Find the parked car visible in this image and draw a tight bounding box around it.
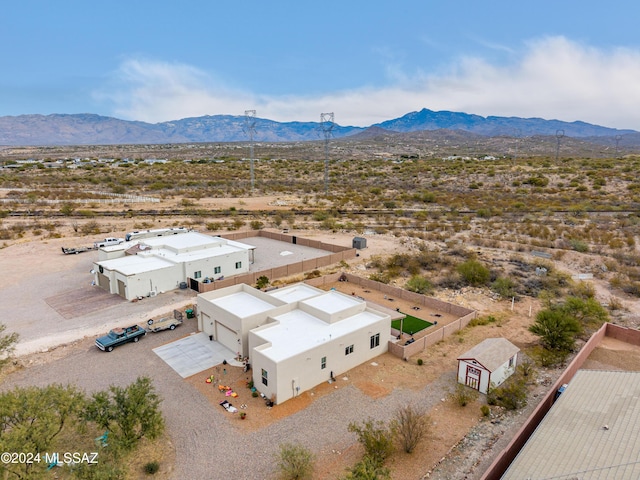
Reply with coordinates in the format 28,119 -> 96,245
95,325 -> 145,352
93,237 -> 125,248
147,317 -> 183,332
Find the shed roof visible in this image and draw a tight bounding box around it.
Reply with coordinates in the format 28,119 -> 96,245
501,370 -> 640,480
457,338 -> 519,372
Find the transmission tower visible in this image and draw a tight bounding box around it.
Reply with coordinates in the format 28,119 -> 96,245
244,110 -> 257,192
615,134 -> 622,159
321,112 -> 335,194
555,129 -> 565,163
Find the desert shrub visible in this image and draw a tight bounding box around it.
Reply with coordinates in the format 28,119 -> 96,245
468,315 -> 497,327
487,375 -> 527,410
569,239 -> 589,253
480,405 -> 491,417
405,275 -> 432,294
416,358 -> 423,366
456,259 -> 490,287
256,275 -> 269,289
391,404 -> 429,454
250,220 -> 264,230
341,456 -> 390,480
449,383 -> 478,407
491,277 -> 518,298
80,220 -> 100,235
348,419 -> 395,467
275,443 -> 315,480
144,461 -> 160,475
529,307 -> 581,352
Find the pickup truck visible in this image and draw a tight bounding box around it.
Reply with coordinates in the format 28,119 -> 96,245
95,325 -> 145,352
147,317 -> 183,332
94,237 -> 125,249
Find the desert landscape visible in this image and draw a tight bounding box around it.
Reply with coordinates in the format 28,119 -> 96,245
1,145 -> 639,479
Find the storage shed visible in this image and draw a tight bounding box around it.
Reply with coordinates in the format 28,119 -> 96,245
352,237 -> 367,249
457,338 -> 519,394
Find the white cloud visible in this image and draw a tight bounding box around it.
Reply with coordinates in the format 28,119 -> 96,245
99,37 -> 640,130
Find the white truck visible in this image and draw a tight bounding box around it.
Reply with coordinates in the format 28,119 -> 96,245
93,237 -> 125,248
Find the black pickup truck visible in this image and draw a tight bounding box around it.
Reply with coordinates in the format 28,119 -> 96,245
95,325 -> 146,352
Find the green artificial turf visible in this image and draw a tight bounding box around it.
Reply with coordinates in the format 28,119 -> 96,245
391,313 -> 433,335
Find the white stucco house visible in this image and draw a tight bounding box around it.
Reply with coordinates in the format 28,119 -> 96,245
456,338 -> 519,394
197,283 -> 391,404
93,232 -> 254,300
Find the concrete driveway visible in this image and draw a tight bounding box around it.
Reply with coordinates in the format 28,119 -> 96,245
153,332 -> 242,378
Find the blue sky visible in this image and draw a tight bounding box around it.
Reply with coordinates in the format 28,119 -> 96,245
3,1 -> 640,129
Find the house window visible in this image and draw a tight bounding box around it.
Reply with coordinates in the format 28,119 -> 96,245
214,266 -> 221,274
235,261 -> 242,269
321,356 -> 326,369
370,333 -> 380,349
261,369 -> 268,386
194,271 -> 202,279
345,344 -> 354,356
509,356 -> 515,368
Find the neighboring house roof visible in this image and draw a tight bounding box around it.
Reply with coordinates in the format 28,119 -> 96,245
96,232 -> 251,274
98,254 -> 176,276
502,370 -> 640,480
457,338 -> 519,372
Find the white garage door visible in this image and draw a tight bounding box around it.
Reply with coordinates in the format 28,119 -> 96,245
215,321 -> 238,353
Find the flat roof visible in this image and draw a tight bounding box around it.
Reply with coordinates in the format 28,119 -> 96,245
268,283 -> 324,304
141,231 -> 226,250
213,291 -> 278,318
301,290 -> 362,314
99,255 -> 176,275
255,306 -> 388,362
501,370 -> 640,480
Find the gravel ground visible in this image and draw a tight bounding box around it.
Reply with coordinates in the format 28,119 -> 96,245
3,322 -> 458,479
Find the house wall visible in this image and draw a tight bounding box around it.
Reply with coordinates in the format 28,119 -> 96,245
183,250 -> 249,283
457,360 -> 490,394
116,265 -> 181,300
490,353 -> 518,390
197,285 -> 290,356
249,315 -> 389,404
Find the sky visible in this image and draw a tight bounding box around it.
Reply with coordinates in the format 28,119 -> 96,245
2,1 -> 640,130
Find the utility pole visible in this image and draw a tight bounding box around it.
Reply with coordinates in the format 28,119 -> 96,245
244,110 -> 257,192
321,113 -> 335,194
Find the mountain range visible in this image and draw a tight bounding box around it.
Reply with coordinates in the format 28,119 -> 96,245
0,109 -> 636,146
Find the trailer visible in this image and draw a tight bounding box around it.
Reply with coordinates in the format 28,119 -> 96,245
147,316 -> 183,332
61,246 -> 94,255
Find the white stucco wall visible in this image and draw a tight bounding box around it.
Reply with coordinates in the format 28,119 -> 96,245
249,314 -> 389,404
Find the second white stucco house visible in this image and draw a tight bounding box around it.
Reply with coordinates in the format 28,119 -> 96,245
197,283 -> 392,404
93,232 -> 253,300
456,338 -> 519,394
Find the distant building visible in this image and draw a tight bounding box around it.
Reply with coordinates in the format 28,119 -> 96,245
93,232 -> 254,300
457,338 -> 519,394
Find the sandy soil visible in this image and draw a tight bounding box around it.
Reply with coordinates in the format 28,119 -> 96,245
3,211 -> 640,479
